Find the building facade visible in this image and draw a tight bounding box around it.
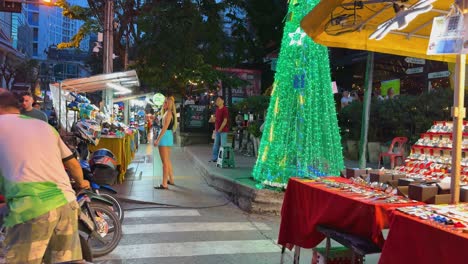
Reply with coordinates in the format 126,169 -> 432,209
27,0 -> 90,60
0,8 -> 27,88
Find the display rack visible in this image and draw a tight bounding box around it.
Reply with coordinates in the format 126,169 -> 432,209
393,121 -> 468,184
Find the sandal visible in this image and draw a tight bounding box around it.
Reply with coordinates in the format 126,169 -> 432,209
167,180 -> 175,185
154,184 -> 168,190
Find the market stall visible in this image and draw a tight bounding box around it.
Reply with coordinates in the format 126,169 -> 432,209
88,131 -> 138,183
301,0 -> 468,203
278,177 -> 422,250
282,1 -> 468,262
114,93 -> 161,145
380,206 -> 468,264
49,70 -> 140,183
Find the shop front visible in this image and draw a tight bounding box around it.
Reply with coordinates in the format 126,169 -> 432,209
49,70 -> 140,183
275,1 -> 468,263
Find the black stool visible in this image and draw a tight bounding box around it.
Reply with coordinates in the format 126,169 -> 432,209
316,225 -> 381,264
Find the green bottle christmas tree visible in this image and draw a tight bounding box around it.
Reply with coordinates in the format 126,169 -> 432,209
253,0 -> 344,188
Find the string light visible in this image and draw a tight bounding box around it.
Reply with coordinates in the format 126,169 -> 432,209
253,0 -> 344,188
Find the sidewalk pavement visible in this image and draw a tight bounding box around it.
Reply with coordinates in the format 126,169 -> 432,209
113,142 -> 379,214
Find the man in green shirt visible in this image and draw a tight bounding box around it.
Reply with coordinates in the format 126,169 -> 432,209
0,89 -> 90,263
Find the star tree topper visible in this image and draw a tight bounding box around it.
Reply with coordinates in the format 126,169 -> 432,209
289,27 -> 307,46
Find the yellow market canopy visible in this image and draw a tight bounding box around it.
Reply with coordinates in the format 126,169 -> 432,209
301,0 -> 455,62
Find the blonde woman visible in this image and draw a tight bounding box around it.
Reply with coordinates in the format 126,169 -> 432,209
154,96 -> 177,189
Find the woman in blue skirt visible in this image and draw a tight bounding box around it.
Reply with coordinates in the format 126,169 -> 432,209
154,96 -> 177,189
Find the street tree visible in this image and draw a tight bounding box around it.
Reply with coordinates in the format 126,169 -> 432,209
55,0 -> 142,71
0,58 -> 38,90
134,0 -> 253,95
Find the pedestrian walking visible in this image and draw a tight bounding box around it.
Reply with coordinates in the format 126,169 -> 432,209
20,92 -> 48,122
154,96 -> 178,189
0,88 -> 90,264
210,96 -> 229,162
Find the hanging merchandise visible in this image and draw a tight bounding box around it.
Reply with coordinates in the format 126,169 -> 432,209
427,5 -> 465,55
252,0 -> 344,189
73,119 -> 102,146
78,103 -> 99,119
113,103 -> 125,122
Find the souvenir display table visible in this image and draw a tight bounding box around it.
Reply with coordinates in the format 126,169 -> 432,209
278,177 -> 422,250
379,205 -> 468,264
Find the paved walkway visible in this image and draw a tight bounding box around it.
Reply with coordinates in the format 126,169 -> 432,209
113,144 -> 228,208
114,142 -> 379,207
106,142 -> 382,263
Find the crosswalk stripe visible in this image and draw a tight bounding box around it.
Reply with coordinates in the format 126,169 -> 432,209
122,222 -> 271,234
125,209 -> 200,218
98,240 -> 279,260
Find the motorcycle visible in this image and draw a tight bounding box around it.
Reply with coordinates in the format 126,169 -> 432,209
77,189 -> 122,257
0,197 -> 94,262
80,160 -> 124,223
66,121 -> 124,223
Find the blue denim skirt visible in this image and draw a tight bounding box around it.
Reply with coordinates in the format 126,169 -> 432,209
159,130 -> 173,146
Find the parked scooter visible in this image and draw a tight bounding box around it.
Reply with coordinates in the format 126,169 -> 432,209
0,195 -> 95,262
80,159 -> 124,223
76,189 -> 122,257
68,121 -> 125,223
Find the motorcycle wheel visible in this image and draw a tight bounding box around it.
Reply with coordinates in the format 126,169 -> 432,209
83,203 -> 122,257
93,193 -> 124,223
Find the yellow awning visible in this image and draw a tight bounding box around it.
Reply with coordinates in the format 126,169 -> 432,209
301,0 -> 456,62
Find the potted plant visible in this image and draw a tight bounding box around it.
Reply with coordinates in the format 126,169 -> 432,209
247,121 -> 262,157
338,100 -> 362,160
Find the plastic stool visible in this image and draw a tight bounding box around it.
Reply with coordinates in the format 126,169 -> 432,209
217,145 -> 235,168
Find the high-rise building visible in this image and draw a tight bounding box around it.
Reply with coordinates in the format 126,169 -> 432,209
26,0 -> 90,59
0,7 -> 27,88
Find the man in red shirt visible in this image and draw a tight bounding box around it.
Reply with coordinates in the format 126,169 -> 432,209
211,96 -> 229,162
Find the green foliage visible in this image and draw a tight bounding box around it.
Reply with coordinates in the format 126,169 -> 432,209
0,59 -> 39,89
135,0 -> 254,94
240,0 -> 288,60
57,20 -> 98,49
338,89 -> 453,144
338,100 -> 362,141
233,95 -> 270,116
56,0 -> 286,95
55,0 -> 101,49
55,0 -> 142,73
247,122 -> 262,138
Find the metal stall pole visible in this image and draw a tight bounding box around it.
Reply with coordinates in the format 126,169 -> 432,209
450,0 -> 468,204
358,52 -> 375,169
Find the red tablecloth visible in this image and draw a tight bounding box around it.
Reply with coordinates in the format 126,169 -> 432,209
278,177 -> 422,249
379,211 -> 468,264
